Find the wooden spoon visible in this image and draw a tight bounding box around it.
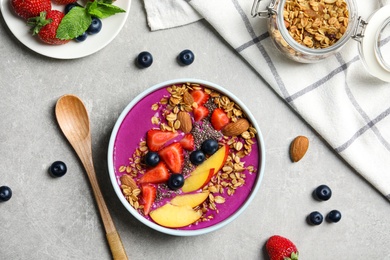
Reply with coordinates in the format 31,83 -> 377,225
55,94 -> 128,260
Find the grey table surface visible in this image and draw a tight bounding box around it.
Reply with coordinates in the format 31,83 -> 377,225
1,1 -> 390,259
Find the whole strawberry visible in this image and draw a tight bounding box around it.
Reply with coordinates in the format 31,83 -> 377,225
51,0 -> 77,5
28,11 -> 70,45
11,0 -> 51,20
266,235 -> 299,260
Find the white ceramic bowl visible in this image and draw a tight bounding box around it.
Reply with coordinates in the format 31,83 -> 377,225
107,79 -> 265,236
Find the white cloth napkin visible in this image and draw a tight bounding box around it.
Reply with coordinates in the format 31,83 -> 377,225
143,0 -> 390,201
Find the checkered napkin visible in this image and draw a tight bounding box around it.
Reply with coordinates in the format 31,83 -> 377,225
143,0 -> 390,201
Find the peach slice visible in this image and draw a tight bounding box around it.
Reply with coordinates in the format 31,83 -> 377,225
149,203 -> 202,228
182,144 -> 229,193
170,191 -> 210,208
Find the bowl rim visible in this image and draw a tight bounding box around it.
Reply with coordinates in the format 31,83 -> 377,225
107,78 -> 266,236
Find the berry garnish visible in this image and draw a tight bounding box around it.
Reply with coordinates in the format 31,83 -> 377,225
193,106 -> 209,122
190,90 -> 209,106
178,49 -> 195,65
64,3 -> 79,14
308,211 -> 323,225
167,174 -> 185,190
75,32 -> 88,42
313,184 -> 332,201
137,51 -> 153,68
141,184 -> 156,215
266,235 -> 299,260
327,210 -> 342,223
201,139 -> 219,155
144,152 -> 160,167
190,150 -> 205,165
0,186 -> 12,202
179,133 -> 195,151
87,17 -> 102,35
11,0 -> 51,20
158,143 -> 184,173
49,161 -> 67,177
139,162 -> 170,184
211,108 -> 230,131
146,129 -> 178,152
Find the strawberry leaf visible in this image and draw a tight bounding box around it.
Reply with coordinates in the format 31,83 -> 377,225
56,7 -> 91,40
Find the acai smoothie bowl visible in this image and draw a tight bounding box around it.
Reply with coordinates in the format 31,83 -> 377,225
107,79 -> 265,236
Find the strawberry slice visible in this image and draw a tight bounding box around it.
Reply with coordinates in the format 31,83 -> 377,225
211,108 -> 230,131
191,90 -> 209,106
146,129 -> 178,151
179,133 -> 195,151
158,143 -> 184,173
139,162 -> 170,184
141,184 -> 156,215
193,106 -> 209,122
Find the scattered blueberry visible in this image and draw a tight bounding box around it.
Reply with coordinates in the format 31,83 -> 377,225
190,150 -> 205,165
178,49 -> 195,66
308,211 -> 323,225
0,186 -> 12,202
49,161 -> 67,177
144,152 -> 160,167
87,17 -> 102,35
65,3 -> 79,14
201,139 -> 219,155
313,184 -> 332,201
167,174 -> 185,190
75,32 -> 88,42
327,210 -> 342,223
136,51 -> 153,68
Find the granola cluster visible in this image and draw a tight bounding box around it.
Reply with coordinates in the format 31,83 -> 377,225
275,0 -> 349,49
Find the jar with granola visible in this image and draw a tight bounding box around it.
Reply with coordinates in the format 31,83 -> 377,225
252,0 -> 390,82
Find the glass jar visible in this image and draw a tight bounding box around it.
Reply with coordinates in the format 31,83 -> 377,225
251,0 -> 390,82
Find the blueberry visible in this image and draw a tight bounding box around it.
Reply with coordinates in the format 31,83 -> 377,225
327,210 -> 342,223
136,51 -> 153,68
65,3 -> 79,14
49,161 -> 67,177
313,184 -> 332,201
167,174 -> 185,190
87,17 -> 102,35
178,49 -> 195,66
0,186 -> 12,202
201,139 -> 219,155
144,152 -> 160,167
75,32 -> 88,42
190,150 -> 205,165
308,211 -> 323,225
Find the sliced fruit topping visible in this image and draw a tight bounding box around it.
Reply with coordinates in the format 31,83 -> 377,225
193,105 -> 209,122
146,129 -> 178,151
266,235 -> 299,260
179,133 -> 195,151
139,162 -> 170,184
182,168 -> 215,193
210,108 -> 230,131
189,150 -> 205,165
149,203 -> 202,228
190,90 -> 209,106
167,174 -> 185,190
170,191 -> 210,208
144,151 -> 160,167
141,184 -> 156,215
158,143 -> 184,173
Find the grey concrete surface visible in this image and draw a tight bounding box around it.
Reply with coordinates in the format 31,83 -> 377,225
1,1 -> 390,259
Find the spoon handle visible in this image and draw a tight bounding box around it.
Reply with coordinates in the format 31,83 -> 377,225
76,141 -> 128,260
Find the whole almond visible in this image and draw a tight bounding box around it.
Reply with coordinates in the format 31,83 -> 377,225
120,174 -> 138,190
177,111 -> 192,133
221,118 -> 250,136
183,91 -> 194,106
290,136 -> 309,162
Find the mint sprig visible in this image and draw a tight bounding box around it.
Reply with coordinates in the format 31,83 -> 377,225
56,1 -> 126,40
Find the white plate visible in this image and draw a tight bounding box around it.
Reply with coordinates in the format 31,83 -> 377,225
0,0 -> 131,59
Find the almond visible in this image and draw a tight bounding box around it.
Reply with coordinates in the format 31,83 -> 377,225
221,118 -> 250,137
290,136 -> 309,162
120,174 -> 138,190
177,111 -> 192,133
183,91 -> 194,106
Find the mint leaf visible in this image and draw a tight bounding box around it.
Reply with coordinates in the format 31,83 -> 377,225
87,1 -> 126,19
56,7 -> 92,40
